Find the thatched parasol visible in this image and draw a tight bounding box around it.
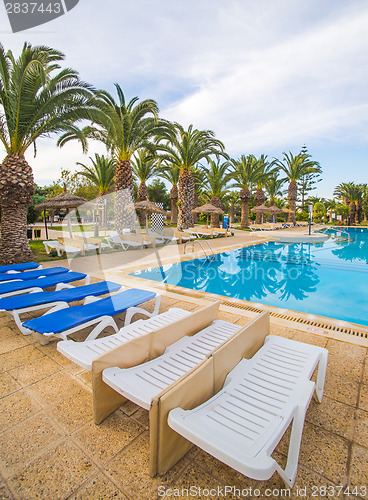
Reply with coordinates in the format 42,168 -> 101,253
36,191 -> 87,238
134,200 -> 169,233
192,203 -> 224,227
263,205 -> 283,222
251,204 -> 269,212
282,207 -> 295,213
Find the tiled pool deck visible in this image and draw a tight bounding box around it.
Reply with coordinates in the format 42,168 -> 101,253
0,231 -> 367,499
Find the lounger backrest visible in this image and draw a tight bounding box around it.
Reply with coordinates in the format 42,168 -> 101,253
92,301 -> 220,424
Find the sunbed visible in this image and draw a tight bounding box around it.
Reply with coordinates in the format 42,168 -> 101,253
22,288 -> 160,342
57,307 -> 190,370
0,271 -> 89,298
0,262 -> 41,273
0,281 -> 122,336
43,240 -> 81,257
0,266 -> 70,283
168,335 -> 328,487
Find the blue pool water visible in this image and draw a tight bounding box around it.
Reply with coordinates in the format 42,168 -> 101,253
130,227 -> 368,326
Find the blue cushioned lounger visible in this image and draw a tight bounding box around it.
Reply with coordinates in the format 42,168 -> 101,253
0,266 -> 69,283
0,281 -> 122,336
22,288 -> 160,343
0,262 -> 41,273
0,271 -> 89,298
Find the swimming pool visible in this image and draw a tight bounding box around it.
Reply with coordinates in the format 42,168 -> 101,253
130,227 -> 368,327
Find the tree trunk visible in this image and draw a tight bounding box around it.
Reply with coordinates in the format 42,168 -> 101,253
255,188 -> 265,224
114,159 -> 135,232
349,201 -> 356,226
0,154 -> 34,264
239,189 -> 250,228
177,170 -> 194,231
210,196 -> 221,228
356,202 -> 361,225
137,182 -> 148,226
170,184 -> 178,225
229,205 -> 235,223
192,192 -> 199,224
288,182 -> 297,223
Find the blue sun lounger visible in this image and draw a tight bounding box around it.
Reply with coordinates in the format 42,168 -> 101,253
22,288 -> 160,343
0,262 -> 41,273
0,281 -> 123,336
0,266 -> 70,283
0,271 -> 89,298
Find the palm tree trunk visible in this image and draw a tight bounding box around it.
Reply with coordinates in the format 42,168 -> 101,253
192,192 -> 199,224
210,196 -> 221,228
288,182 -> 297,223
349,202 -> 356,226
356,202 -> 361,224
239,189 -> 250,228
0,154 -> 34,264
255,189 -> 265,224
137,182 -> 148,226
170,185 -> 178,224
177,170 -> 194,231
229,205 -> 235,223
114,159 -> 135,232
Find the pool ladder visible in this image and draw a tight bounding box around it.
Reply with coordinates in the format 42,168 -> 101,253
184,240 -> 215,259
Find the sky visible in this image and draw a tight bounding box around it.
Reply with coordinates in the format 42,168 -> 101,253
0,0 -> 367,198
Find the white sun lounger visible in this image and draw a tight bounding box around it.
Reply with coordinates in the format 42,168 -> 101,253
43,240 -> 82,256
168,335 -> 328,488
57,307 -> 191,370
102,319 -> 240,410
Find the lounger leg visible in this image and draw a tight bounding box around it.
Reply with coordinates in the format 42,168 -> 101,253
84,316 -> 119,341
274,381 -> 315,488
314,351 -> 328,403
123,294 -> 161,326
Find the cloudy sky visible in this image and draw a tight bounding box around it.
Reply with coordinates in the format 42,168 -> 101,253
0,0 -> 367,197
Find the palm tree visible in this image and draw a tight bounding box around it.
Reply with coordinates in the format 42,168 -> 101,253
59,84 -> 161,232
230,155 -> 259,228
132,149 -> 159,226
265,173 -> 285,207
158,164 -> 180,224
253,155 -> 276,223
334,182 -> 362,225
191,167 -> 205,224
77,154 -> 116,226
0,42 -> 96,264
273,152 -> 321,223
200,159 -> 231,227
156,123 -> 225,230
227,191 -> 239,223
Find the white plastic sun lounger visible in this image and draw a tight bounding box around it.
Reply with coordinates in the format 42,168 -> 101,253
0,281 -> 122,335
168,335 -> 328,488
0,271 -> 89,298
102,319 -> 240,410
57,307 -> 191,370
22,288 -> 160,342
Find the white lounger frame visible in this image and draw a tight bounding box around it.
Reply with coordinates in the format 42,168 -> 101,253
168,335 -> 328,488
58,307 -> 191,370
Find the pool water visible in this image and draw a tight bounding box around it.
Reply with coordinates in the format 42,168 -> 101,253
130,227 -> 368,326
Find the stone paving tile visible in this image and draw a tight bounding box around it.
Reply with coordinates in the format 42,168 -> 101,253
0,413 -> 65,471
362,361 -> 368,385
0,345 -> 44,373
306,396 -> 356,440
0,391 -> 42,434
292,331 -> 329,347
9,355 -> 62,387
326,339 -> 367,363
105,432 -> 189,500
359,383 -> 368,411
0,372 -> 21,398
0,476 -> 14,500
348,444 -> 368,499
326,354 -> 363,383
48,391 -> 94,434
8,441 -> 97,500
72,411 -> 143,464
0,333 -> 28,355
325,374 -> 360,407
68,471 -> 129,499
354,409 -> 368,448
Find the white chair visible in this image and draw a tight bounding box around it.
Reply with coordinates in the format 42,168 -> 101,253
168,335 -> 328,488
57,307 -> 191,370
43,240 -> 81,257
102,319 -> 240,409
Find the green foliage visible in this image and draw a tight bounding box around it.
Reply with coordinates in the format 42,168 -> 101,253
52,168 -> 98,200
132,149 -> 159,183
147,179 -> 170,210
27,184 -> 54,224
200,158 -> 232,201
313,202 -> 326,215
77,154 -> 116,195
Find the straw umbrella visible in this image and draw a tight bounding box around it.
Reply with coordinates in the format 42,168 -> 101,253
251,204 -> 270,224
192,203 -> 224,228
35,191 -> 87,238
264,205 -> 283,223
134,200 -> 169,234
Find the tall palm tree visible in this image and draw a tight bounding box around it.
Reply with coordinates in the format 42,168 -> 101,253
77,154 -> 116,226
274,152 -> 321,223
0,42 -> 96,264
59,84 -> 161,231
230,155 -> 259,228
253,155 -> 276,223
226,191 -> 239,223
200,159 -> 231,227
265,173 -> 285,207
132,149 -> 159,226
334,182 -> 361,225
158,164 -> 180,224
192,167 -> 205,224
156,123 -> 225,230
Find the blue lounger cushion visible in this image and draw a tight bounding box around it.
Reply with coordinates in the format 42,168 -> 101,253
23,288 -> 156,335
0,262 -> 40,273
0,267 -> 69,283
0,281 -> 122,311
0,271 -> 87,296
